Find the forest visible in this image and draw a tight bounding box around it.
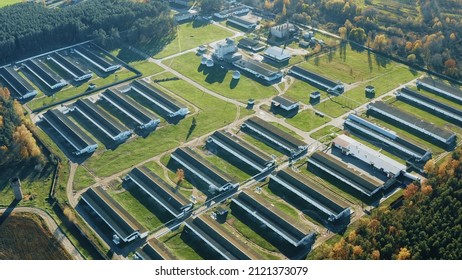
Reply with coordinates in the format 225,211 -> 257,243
245,0 -> 462,79
0,88 -> 42,167
0,0 -> 175,62
309,153 -> 462,260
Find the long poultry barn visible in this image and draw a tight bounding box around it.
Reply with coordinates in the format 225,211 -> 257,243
48,52 -> 93,82
417,77 -> 462,104
171,147 -> 239,193
344,114 -> 432,163
241,116 -> 308,158
23,59 -> 67,90
74,45 -> 120,73
135,239 -> 176,260
308,151 -> 384,197
41,109 -> 98,155
125,166 -> 193,219
0,66 -> 37,100
367,101 -> 456,148
101,88 -> 160,130
396,87 -> 462,126
288,65 -> 344,94
73,98 -> 131,142
231,191 -> 316,248
184,215 -> 262,260
206,130 -> 276,176
130,79 -> 189,119
270,169 -> 351,222
80,186 -> 148,244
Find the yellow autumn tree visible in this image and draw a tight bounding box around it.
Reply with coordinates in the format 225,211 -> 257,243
13,124 -> 41,159
397,247 -> 411,260
403,183 -> 419,199
347,230 -> 357,242
352,245 -> 364,258
13,100 -> 24,119
371,250 -> 380,260
331,238 -> 350,259
421,185 -> 433,195
0,87 -> 10,100
423,159 -> 436,174
176,168 -> 185,184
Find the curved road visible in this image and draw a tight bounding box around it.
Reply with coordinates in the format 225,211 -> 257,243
0,206 -> 83,260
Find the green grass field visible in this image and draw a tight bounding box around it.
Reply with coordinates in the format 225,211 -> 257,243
108,188 -> 164,231
285,108 -> 331,132
343,66 -> 420,104
0,161 -> 54,210
268,121 -> 305,140
142,161 -> 169,181
0,0 -> 21,8
129,60 -> 165,77
299,167 -> 362,206
83,75 -> 251,178
314,96 -> 354,118
310,125 -> 342,142
312,63 -> 419,118
301,45 -> 399,84
238,132 -> 285,158
73,166 -> 96,191
159,226 -> 203,260
163,52 -> 279,103
284,78 -> 328,105
259,186 -> 301,221
153,22 -> 234,59
225,212 -> 278,253
199,149 -> 252,182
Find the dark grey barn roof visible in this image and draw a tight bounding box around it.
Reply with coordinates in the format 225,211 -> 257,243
81,186 -> 147,240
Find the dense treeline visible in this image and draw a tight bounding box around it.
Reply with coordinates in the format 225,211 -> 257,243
0,0 -> 175,62
309,153 -> 462,260
0,88 -> 42,166
252,0 -> 462,79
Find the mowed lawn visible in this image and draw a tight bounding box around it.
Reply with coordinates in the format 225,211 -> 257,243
310,125 -> 341,143
285,108 -> 331,132
313,65 -> 420,118
300,45 -> 400,84
73,166 -> 96,191
0,0 -> 21,8
108,189 -> 164,231
83,74 -> 250,178
343,65 -> 420,104
159,226 -> 203,260
163,52 -> 278,102
154,22 -> 233,59
284,78 -> 328,105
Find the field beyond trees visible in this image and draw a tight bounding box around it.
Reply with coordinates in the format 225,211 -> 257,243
0,213 -> 71,260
